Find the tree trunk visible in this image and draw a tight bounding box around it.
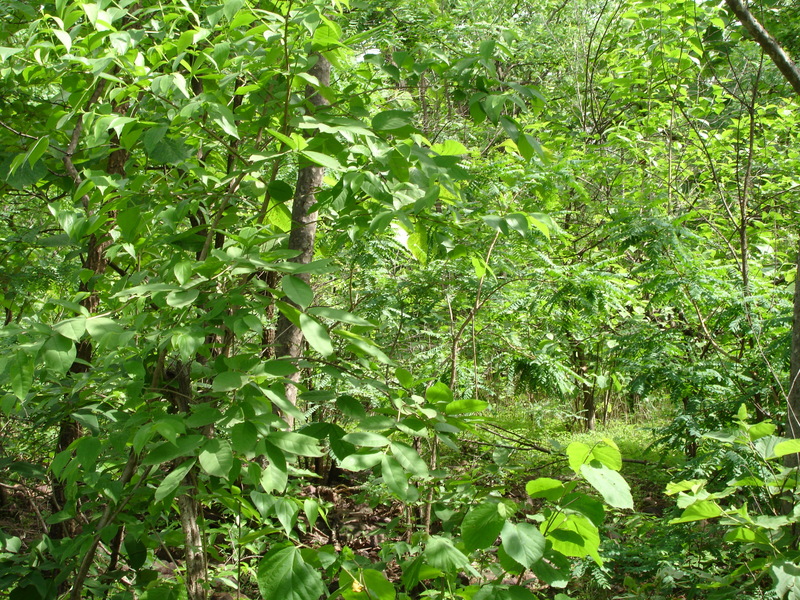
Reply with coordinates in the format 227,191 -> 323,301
178,490 -> 207,600
722,0 -> 800,464
273,53 -> 331,429
787,241 -> 800,465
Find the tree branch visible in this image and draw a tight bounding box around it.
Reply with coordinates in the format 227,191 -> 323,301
723,0 -> 800,96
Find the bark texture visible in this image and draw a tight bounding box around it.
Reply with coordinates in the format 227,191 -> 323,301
723,0 -> 800,96
724,0 -> 800,464
273,53 -> 331,429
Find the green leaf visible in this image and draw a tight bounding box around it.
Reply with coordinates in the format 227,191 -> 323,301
207,102 -> 239,138
0,47 -> 23,62
372,110 -> 416,135
54,316 -> 87,341
166,288 -> 199,308
500,521 -> 545,568
426,382 -> 452,404
257,545 -> 325,600
282,275 -> 314,309
579,464 -> 633,509
10,351 -> 34,400
462,502 -> 506,551
26,136 -> 49,168
526,478 -> 565,501
424,536 -> 480,577
390,441 -> 429,477
444,398 -> 488,415
300,150 -> 341,170
142,435 -> 204,466
198,438 -> 233,479
545,513 -> 601,564
173,261 -> 193,285
774,439 -> 800,458
342,431 -> 391,447
85,317 -> 126,347
43,333 -> 76,375
362,569 -> 396,600
223,0 -> 244,22
669,499 -> 722,523
770,560 -> 800,600
299,314 -> 334,357
382,454 -> 416,500
307,306 -> 373,326
340,451 -> 383,471
154,459 -> 196,502
267,432 -> 323,457
261,440 -> 288,493
212,371 -> 246,392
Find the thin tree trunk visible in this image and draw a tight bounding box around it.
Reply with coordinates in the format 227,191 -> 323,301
722,0 -> 800,463
178,490 -> 207,600
787,241 -> 800,465
273,53 -> 331,429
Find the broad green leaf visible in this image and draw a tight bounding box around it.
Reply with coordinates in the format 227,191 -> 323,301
43,333 -> 76,375
212,371 -> 246,392
261,440 -> 288,493
579,464 -> 633,509
198,438 -> 233,479
362,569 -> 396,600
171,328 -> 205,361
10,351 -> 34,400
231,422 -> 259,455
341,431 -> 390,447
669,499 -> 722,523
142,435 -> 204,466
566,442 -> 592,473
257,545 -> 325,600
424,536 -> 480,577
334,329 -> 394,364
561,493 -> 605,527
300,150 -> 341,170
336,395 -> 367,420
426,382 -> 452,404
54,316 -> 87,341
0,47 -> 23,62
307,306 -> 373,326
85,317 -> 126,347
382,454 -> 416,500
774,439 -> 800,458
526,478 -> 565,502
154,459 -> 196,502
340,451 -> 383,471
282,275 -> 314,309
173,261 -> 193,285
267,431 -> 323,457
500,521 -> 545,568
530,549 -> 572,588
166,289 -> 199,308
770,560 -> 800,600
462,502 -> 506,551
372,110 -> 416,135
444,398 -> 488,415
207,103 -> 239,138
395,368 -> 415,388
593,440 -> 622,471
273,497 -> 299,536
223,0 -> 244,22
390,441 -> 429,477
545,513 -> 601,564
26,136 -> 49,167
299,314 -> 334,357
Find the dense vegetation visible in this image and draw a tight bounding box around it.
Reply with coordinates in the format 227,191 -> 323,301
1,0 -> 799,598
